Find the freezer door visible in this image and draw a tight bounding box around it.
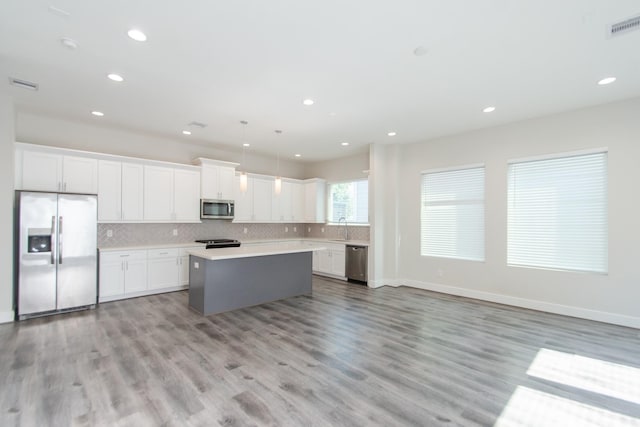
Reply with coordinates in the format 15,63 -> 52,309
57,194 -> 97,309
17,192 -> 58,315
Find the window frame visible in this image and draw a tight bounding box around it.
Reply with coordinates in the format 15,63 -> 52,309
326,178 -> 370,225
420,163 -> 486,262
507,148 -> 608,274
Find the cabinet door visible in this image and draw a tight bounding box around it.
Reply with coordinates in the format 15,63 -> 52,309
99,260 -> 125,298
121,163 -> 144,221
98,160 -> 122,221
147,257 -> 180,290
331,249 -> 346,277
218,167 -> 236,200
233,175 -> 254,222
291,182 -> 304,223
179,256 -> 189,286
63,156 -> 98,194
273,181 -> 292,222
318,250 -> 332,273
201,165 -> 220,200
253,178 -> 273,222
174,169 -> 200,221
21,151 -> 63,192
144,166 -> 174,221
124,258 -> 148,293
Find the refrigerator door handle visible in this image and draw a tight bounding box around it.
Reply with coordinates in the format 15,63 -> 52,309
58,216 -> 63,264
51,215 -> 56,265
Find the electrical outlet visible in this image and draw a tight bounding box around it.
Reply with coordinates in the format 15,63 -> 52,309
437,269 -> 444,278
285,226 -> 289,233
293,226 -> 297,232
172,229 -> 178,236
244,227 -> 248,234
307,227 -> 311,233
321,227 -> 325,233
194,262 -> 199,269
106,229 -> 113,238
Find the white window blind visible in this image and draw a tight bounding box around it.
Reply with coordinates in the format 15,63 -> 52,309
507,151 -> 608,273
328,179 -> 369,224
421,166 -> 485,261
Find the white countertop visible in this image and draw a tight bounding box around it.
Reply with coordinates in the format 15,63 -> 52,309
99,242 -> 206,252
187,243 -> 326,261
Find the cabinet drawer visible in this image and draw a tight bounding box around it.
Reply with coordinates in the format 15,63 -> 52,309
101,250 -> 147,263
148,248 -> 180,259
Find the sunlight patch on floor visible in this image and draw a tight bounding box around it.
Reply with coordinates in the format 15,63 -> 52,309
495,386 -> 640,427
527,348 -> 640,405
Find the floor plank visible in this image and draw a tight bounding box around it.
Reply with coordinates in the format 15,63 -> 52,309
1,277 -> 639,426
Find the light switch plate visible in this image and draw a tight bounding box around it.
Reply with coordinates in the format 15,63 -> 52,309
172,229 -> 178,236
106,229 -> 113,238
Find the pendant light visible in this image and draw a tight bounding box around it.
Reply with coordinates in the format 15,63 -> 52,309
239,120 -> 248,193
274,129 -> 282,196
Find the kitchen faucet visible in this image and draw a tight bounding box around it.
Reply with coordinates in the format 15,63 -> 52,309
338,217 -> 349,241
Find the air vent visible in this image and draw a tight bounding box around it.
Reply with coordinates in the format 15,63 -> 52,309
608,14 -> 640,37
188,121 -> 207,128
9,77 -> 39,91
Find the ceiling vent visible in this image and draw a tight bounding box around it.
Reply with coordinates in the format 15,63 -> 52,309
9,77 -> 39,91
608,14 -> 640,37
188,121 -> 207,128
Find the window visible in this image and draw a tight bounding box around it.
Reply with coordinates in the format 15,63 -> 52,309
420,166 -> 485,261
507,151 -> 608,273
327,179 -> 369,224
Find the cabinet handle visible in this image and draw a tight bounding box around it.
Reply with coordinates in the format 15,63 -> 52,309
126,261 -> 129,270
63,182 -> 67,192
121,262 -> 124,271
159,252 -> 169,255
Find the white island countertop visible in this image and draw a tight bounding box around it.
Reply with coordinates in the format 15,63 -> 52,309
187,243 -> 326,261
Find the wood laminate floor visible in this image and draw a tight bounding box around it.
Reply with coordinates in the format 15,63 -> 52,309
1,277 -> 639,426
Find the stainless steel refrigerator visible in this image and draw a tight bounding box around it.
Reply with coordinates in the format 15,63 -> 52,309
15,191 -> 98,320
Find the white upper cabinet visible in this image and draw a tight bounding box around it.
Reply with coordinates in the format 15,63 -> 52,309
19,149 -> 97,194
174,169 -> 200,221
233,175 -> 254,222
291,182 -> 304,222
272,180 -> 293,222
98,160 -> 122,221
252,177 -> 273,222
304,178 -> 327,223
98,161 -> 144,222
63,156 -> 98,194
144,166 -> 175,221
121,163 -> 144,221
194,158 -> 239,200
144,165 -> 200,222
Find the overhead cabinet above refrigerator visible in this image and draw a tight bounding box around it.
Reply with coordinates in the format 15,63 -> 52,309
15,191 -> 98,320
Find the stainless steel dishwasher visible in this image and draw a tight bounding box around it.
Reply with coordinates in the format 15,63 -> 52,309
346,245 -> 368,283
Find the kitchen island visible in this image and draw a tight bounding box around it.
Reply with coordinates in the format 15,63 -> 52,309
187,243 -> 324,315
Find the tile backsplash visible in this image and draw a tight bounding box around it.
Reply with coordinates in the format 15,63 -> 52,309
98,222 -> 369,247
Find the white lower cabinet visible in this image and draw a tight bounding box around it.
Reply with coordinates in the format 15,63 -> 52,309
306,241 -> 346,279
99,245 -> 199,302
99,250 -> 148,301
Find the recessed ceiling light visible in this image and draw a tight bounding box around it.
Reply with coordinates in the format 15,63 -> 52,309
91,111 -> 104,117
387,131 -> 397,137
243,143 -> 250,147
483,106 -> 496,113
341,142 -> 349,146
107,73 -> 124,82
413,46 -> 429,56
60,37 -> 78,50
127,29 -> 147,42
294,153 -> 302,157
597,77 -> 616,85
303,99 -> 314,106
182,130 -> 191,135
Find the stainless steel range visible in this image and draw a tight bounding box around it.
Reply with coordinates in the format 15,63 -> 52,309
195,238 -> 241,249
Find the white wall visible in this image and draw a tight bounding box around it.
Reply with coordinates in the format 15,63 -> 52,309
16,111 -> 307,179
0,95 -> 15,322
304,151 -> 369,181
376,97 -> 640,327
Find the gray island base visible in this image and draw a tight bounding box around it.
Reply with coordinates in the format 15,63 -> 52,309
188,248 -> 315,316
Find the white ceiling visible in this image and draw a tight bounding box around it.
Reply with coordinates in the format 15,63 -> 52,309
1,1 -> 639,162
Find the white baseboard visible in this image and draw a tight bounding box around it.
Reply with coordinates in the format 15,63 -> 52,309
0,310 -> 15,324
386,279 -> 640,329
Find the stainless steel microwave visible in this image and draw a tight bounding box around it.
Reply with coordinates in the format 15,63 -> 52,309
201,199 -> 234,220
